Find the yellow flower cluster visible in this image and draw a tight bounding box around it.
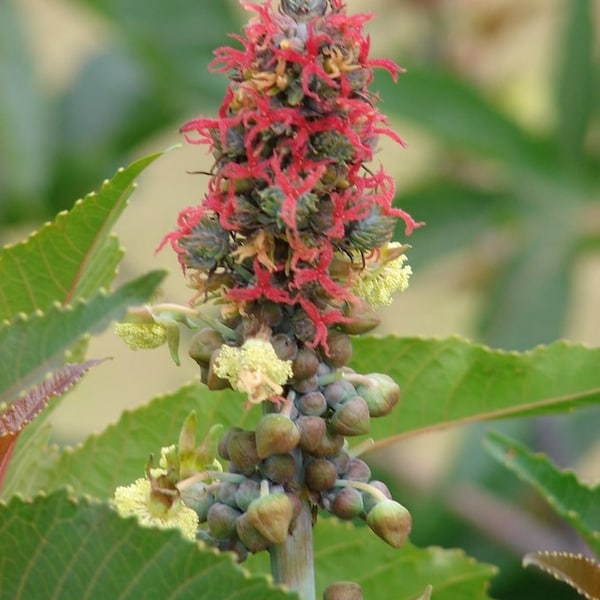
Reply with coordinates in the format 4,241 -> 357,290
113,478 -> 199,541
352,244 -> 412,308
214,337 -> 293,404
114,322 -> 167,350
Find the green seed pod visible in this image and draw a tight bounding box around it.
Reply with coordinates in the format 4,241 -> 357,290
207,502 -> 242,539
256,413 -> 301,459
217,481 -> 240,508
323,581 -> 364,600
236,512 -> 271,553
188,328 -> 225,366
291,346 -> 320,380
305,458 -> 337,492
296,415 -> 327,453
227,429 -> 260,474
296,390 -> 327,416
324,330 -> 353,368
260,453 -> 297,484
355,373 -> 400,418
234,479 -> 261,512
330,396 -> 371,436
331,487 -> 364,520
180,483 -> 215,523
247,493 -> 293,545
366,499 -> 412,549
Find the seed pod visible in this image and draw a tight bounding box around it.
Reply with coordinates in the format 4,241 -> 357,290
180,483 -> 215,523
218,427 -> 238,461
323,379 -> 357,409
236,512 -> 271,553
305,458 -> 337,492
271,333 -> 298,361
247,493 -> 293,545
217,481 -> 240,508
339,298 -> 381,335
343,458 -> 371,483
366,499 -> 412,549
329,450 -> 350,475
291,346 -> 320,380
296,390 -> 327,416
260,453 -> 297,484
234,479 -> 261,512
189,328 -> 225,366
309,428 -> 344,458
330,396 -> 371,436
331,486 -> 364,520
227,429 -> 260,474
207,503 -> 242,539
256,413 -> 301,459
292,374 -> 319,394
296,415 -> 327,453
323,581 -> 364,600
355,373 -> 400,418
324,330 -> 352,368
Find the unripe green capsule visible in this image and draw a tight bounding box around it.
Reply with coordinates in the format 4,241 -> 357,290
234,479 -> 261,512
296,390 -> 328,416
330,396 -> 371,436
227,429 -> 260,474
355,373 -> 400,418
260,453 -> 297,484
366,499 -> 412,549
324,330 -> 353,368
247,493 -> 293,545
188,328 -> 225,366
207,502 -> 242,539
256,413 -> 301,459
291,346 -> 320,380
296,415 -> 327,453
331,487 -> 364,520
236,512 -> 271,553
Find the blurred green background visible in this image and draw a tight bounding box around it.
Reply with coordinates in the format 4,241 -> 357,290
1,0 -> 599,598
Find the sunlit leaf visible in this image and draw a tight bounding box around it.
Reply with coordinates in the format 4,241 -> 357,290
39,382 -> 254,500
349,336 -> 600,445
0,490 -> 297,600
523,551 -> 600,600
0,152 -> 164,321
0,271 -> 165,404
485,431 -> 600,555
247,519 -> 497,599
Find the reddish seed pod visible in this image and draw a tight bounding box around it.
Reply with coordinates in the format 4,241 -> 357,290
343,458 -> 371,483
324,330 -> 353,368
330,396 -> 371,436
296,416 -> 327,453
291,346 -> 320,380
331,486 -> 364,520
296,390 -> 328,416
260,453 -> 297,484
339,298 -> 381,335
305,458 -> 337,492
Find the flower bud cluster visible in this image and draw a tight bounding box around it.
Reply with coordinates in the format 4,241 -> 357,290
154,0 -> 418,571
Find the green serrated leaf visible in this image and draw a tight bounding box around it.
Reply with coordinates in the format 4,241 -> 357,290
0,489 -> 297,600
0,270 -> 165,403
485,431 -> 600,555
40,382 -> 254,500
523,551 -> 600,600
349,336 -> 600,445
0,152 -> 164,321
555,0 -> 595,169
246,520 -> 497,599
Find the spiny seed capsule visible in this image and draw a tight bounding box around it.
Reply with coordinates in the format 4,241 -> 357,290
280,0 -> 328,22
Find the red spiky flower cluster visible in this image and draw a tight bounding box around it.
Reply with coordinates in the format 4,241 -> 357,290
162,0 -> 418,352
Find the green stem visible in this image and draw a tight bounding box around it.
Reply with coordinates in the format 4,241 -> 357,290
269,499 -> 316,600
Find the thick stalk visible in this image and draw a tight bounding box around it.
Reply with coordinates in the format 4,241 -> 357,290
269,499 -> 316,600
